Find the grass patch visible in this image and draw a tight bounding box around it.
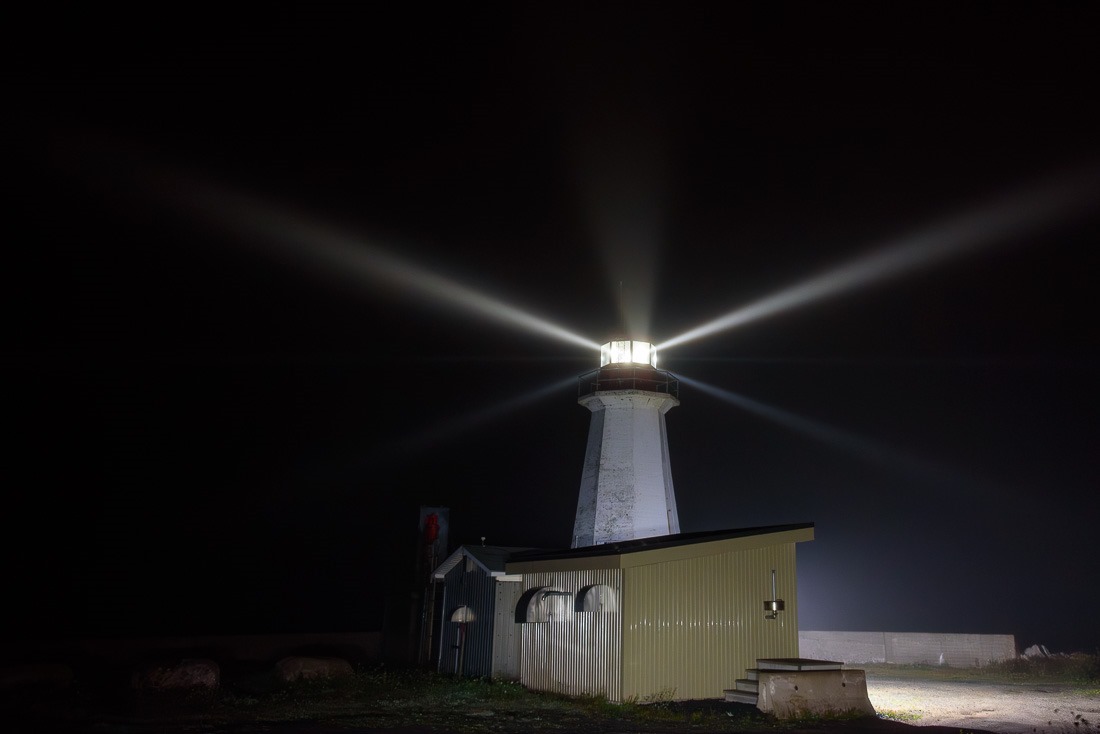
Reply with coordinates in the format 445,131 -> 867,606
154,665 -> 766,731
261,667 -> 783,731
8,655 -> 1098,732
862,652 -> 1100,686
988,653 -> 1100,684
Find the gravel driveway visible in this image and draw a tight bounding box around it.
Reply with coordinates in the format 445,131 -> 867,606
866,675 -> 1100,734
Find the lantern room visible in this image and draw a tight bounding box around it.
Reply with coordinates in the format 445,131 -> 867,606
599,339 -> 657,368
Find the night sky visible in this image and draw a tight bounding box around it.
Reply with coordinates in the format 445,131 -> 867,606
6,5 -> 1099,653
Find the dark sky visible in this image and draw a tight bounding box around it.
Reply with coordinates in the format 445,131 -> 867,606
6,4 -> 1099,653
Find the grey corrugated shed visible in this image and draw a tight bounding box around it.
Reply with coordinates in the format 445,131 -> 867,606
433,545 -> 534,579
431,544 -> 544,679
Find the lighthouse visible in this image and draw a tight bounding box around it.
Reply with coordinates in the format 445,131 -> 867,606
572,338 -> 681,547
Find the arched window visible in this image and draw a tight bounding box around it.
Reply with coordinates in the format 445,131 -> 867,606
575,584 -> 618,613
515,587 -> 573,623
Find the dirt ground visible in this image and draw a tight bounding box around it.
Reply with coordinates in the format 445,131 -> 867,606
7,670 -> 1098,734
864,674 -> 1100,734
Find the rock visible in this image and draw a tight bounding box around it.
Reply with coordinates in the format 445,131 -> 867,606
131,658 -> 220,690
275,656 -> 354,682
1022,644 -> 1050,658
0,663 -> 73,689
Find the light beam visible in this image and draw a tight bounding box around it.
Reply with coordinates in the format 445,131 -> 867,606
166,179 -> 601,352
659,168 -> 1100,351
326,375 -> 578,472
678,373 -> 979,489
573,103 -> 667,339
389,375 -> 577,456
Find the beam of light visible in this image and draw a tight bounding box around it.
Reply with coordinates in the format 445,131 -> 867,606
163,179 -> 600,352
660,355 -> 1096,369
390,375 -> 577,456
573,116 -> 667,339
678,373 -> 979,490
331,375 -> 578,471
659,167 -> 1100,351
303,375 -> 576,481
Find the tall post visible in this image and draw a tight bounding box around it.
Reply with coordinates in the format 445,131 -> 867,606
414,507 -> 448,667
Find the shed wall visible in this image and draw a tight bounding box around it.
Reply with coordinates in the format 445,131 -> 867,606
519,569 -> 623,700
491,581 -> 523,680
622,542 -> 799,701
438,564 -> 496,677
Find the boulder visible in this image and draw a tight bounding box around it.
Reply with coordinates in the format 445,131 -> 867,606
1022,644 -> 1050,658
0,663 -> 73,689
275,656 -> 353,682
131,658 -> 220,690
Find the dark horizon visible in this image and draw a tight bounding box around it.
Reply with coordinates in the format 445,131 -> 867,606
5,4 -> 1099,656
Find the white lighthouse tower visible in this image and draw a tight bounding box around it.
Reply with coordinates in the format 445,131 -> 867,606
572,338 -> 681,548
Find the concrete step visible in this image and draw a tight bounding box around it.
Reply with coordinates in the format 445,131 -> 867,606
734,678 -> 759,693
756,657 -> 843,672
724,688 -> 758,704
745,668 -> 759,681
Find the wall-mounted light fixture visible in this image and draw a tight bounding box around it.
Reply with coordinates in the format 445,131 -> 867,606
764,569 -> 785,620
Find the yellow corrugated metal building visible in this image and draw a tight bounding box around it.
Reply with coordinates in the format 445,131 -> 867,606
506,523 -> 813,702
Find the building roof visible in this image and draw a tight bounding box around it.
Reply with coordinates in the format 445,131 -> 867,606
431,544 -> 539,580
506,523 -> 815,573
431,524 -> 815,578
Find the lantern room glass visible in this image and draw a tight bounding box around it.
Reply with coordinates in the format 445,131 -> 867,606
599,340 -> 657,367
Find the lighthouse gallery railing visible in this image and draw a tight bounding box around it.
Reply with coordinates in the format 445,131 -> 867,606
577,367 -> 680,400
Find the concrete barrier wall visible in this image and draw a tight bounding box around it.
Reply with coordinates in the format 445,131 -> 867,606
800,631 -> 1016,666
799,631 -> 887,663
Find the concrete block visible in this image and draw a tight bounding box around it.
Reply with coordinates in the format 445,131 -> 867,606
757,669 -> 875,719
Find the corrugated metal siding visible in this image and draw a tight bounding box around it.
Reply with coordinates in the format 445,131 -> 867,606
437,560 -> 497,677
491,581 -> 523,680
622,542 -> 799,701
519,569 -> 624,701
